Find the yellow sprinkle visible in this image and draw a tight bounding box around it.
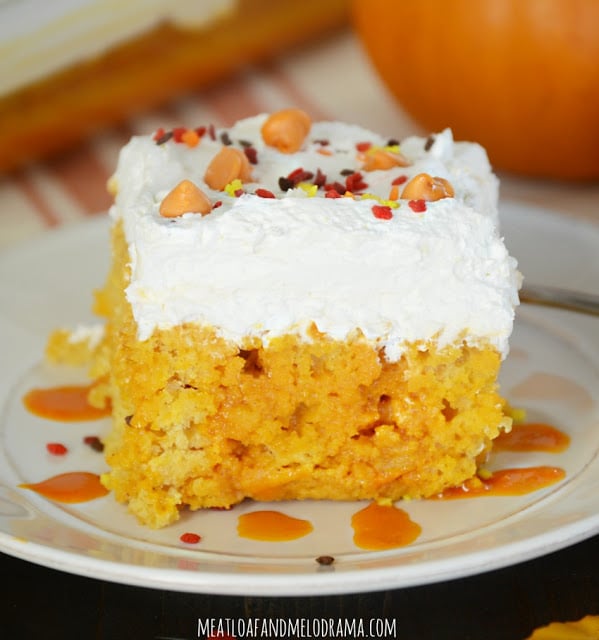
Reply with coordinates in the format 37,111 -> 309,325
384,144 -> 401,154
478,468 -> 493,480
224,179 -> 244,197
298,182 -> 318,196
360,193 -> 399,208
504,402 -> 527,424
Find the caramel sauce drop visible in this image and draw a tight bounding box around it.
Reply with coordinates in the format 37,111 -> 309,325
494,422 -> 570,453
20,472 -> 108,503
351,502 -> 422,550
237,510 -> 313,541
434,466 -> 566,500
23,384 -> 110,422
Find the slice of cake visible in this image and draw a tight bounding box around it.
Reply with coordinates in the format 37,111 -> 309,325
87,109 -> 520,528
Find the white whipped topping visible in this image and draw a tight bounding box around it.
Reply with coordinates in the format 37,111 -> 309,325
0,0 -> 235,96
110,115 -> 520,360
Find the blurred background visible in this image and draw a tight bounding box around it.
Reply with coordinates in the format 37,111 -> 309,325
1,0 -> 597,250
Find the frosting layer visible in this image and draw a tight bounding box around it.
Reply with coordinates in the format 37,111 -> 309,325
110,115 -> 520,360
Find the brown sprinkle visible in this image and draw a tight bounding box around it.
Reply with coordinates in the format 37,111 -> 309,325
316,555 -> 335,566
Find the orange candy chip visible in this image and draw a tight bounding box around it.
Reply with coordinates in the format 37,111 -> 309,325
204,146 -> 252,191
159,180 -> 212,218
361,148 -> 410,171
261,108 -> 312,153
401,172 -> 455,201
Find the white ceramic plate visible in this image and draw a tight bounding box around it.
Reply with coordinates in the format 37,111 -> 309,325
0,201 -> 598,596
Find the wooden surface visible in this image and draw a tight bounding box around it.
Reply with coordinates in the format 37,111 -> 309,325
3,535 -> 599,638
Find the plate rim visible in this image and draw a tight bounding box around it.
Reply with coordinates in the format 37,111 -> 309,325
1,199 -> 598,595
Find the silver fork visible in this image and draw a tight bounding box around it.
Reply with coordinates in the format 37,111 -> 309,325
520,284 -> 599,317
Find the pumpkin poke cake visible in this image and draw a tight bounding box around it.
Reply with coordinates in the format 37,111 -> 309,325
63,109 -> 520,528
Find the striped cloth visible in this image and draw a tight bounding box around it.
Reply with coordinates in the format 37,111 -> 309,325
1,29 -> 597,251
0,30 -> 421,249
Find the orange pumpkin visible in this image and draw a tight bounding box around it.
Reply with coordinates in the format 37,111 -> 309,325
352,0 -> 599,181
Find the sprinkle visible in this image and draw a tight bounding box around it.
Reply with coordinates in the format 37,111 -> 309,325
255,188 -> 275,198
316,555 -> 335,566
313,138 -> 330,145
125,414 -> 133,425
324,181 -> 346,195
317,148 -> 333,156
325,189 -> 342,198
345,171 -> 368,193
424,135 -> 435,151
313,168 -> 327,188
46,442 -> 68,456
243,146 -> 258,165
220,131 -> 232,146
154,130 -> 173,145
287,167 -> 314,184
225,179 -> 244,197
387,138 -> 400,147
208,124 -> 216,140
298,183 -> 318,196
478,468 -> 493,480
172,127 -> 187,143
356,141 -> 372,152
213,200 -> 223,209
408,199 -> 427,213
360,193 -> 399,208
194,126 -> 207,137
392,175 -> 408,185
180,532 -> 202,544
181,129 -> 200,148
388,185 -> 400,201
278,177 -> 294,191
83,436 -> 104,453
372,204 -> 393,220
340,168 -> 355,176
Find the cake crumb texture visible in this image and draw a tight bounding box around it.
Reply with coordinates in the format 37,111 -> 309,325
91,223 -> 509,528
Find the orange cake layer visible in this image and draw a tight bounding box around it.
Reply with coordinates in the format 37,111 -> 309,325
87,222 -> 509,529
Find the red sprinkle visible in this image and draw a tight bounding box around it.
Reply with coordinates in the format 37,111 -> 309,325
356,141 -> 372,152
244,146 -> 258,165
372,205 -> 393,220
208,124 -> 216,140
408,199 -> 427,213
392,175 -> 408,185
180,532 -> 202,544
172,127 -> 187,143
287,167 -> 314,185
234,189 -> 244,197
213,200 -> 223,209
345,171 -> 368,193
153,127 -> 165,141
194,126 -> 207,137
324,181 -> 346,195
325,189 -> 343,198
313,168 -> 327,188
255,188 -> 275,198
46,442 -> 68,456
